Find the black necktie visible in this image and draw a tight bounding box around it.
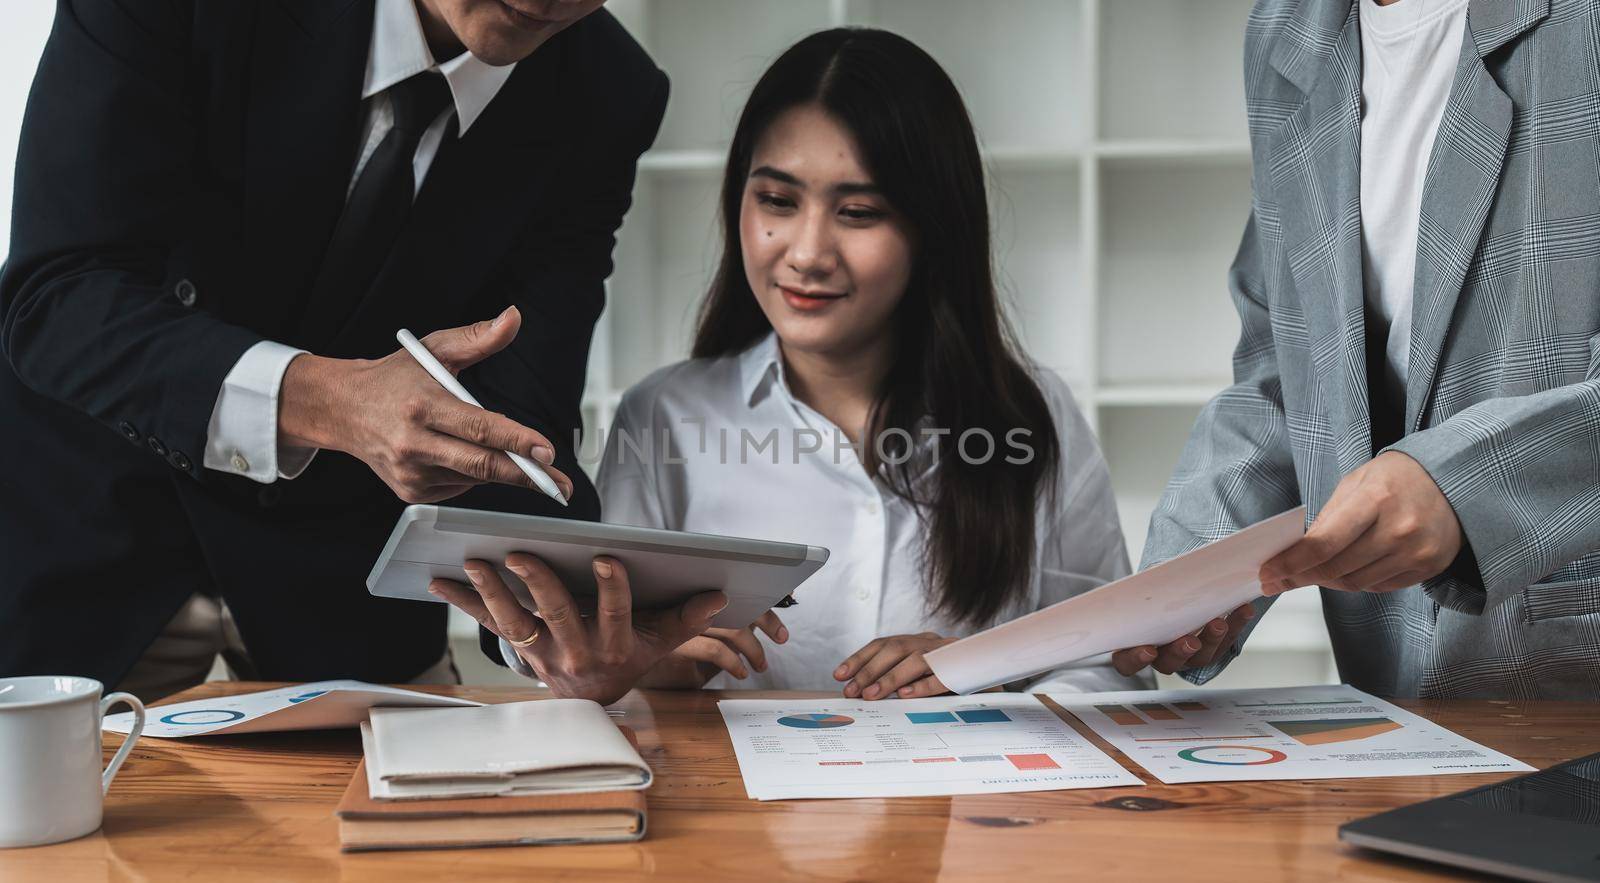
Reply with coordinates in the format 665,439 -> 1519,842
299,70 -> 453,349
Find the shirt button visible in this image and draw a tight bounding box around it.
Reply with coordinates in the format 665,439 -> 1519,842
856,589 -> 870,601
230,452 -> 251,473
174,278 -> 197,307
865,500 -> 880,515
168,450 -> 192,472
147,436 -> 167,457
118,421 -> 140,443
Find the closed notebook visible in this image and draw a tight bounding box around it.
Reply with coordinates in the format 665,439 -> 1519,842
335,759 -> 646,852
366,699 -> 651,800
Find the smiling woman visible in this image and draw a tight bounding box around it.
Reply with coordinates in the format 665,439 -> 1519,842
738,103 -> 913,383
694,29 -> 1064,633
554,28 -> 1152,700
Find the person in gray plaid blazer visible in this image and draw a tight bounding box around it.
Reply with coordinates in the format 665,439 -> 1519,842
1109,0 -> 1600,699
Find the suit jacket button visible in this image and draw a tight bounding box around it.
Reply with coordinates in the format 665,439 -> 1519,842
169,450 -> 192,471
174,278 -> 198,307
118,421 -> 140,442
258,485 -> 282,507
147,436 -> 167,457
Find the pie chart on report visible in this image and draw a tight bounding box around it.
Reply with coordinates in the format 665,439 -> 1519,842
1177,745 -> 1287,765
778,713 -> 855,729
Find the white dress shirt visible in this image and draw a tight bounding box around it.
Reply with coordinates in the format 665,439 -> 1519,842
502,333 -> 1148,694
1357,0 -> 1468,400
201,0 -> 516,483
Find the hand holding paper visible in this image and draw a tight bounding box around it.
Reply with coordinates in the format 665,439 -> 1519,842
1258,452 -> 1462,595
924,507 -> 1307,694
1112,601 -> 1257,678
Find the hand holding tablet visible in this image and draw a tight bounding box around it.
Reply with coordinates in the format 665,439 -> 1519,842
430,554 -> 730,704
367,506 -> 829,703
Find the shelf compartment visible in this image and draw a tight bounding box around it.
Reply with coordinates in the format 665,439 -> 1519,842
989,168 -> 1091,390
620,0 -> 836,153
1098,404 -> 1203,568
850,0 -> 1089,153
1099,0 -> 1253,141
603,174 -> 723,394
1098,161 -> 1249,388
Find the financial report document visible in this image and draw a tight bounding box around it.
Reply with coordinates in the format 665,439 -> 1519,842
103,680 -> 480,738
1051,685 -> 1534,784
716,694 -> 1140,800
925,507 -> 1307,694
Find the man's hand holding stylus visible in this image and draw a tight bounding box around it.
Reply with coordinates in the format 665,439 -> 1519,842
278,306 -> 575,503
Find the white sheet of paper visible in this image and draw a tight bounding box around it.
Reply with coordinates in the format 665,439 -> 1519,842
925,507 -> 1307,694
716,694 -> 1140,800
103,679 -> 482,738
1052,685 -> 1534,784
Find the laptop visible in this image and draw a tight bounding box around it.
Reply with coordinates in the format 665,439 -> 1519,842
1340,751 -> 1600,882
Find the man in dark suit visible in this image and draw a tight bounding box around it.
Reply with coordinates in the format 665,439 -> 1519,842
0,0 -> 720,700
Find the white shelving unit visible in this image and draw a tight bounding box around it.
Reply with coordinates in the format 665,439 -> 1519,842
509,0 -> 1336,687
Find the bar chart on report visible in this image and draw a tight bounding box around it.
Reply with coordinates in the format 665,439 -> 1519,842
717,695 -> 1139,799
1053,686 -> 1533,784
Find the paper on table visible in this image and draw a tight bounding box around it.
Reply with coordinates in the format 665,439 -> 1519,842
925,507 -> 1307,694
1051,685 -> 1535,784
716,694 -> 1140,800
103,679 -> 482,738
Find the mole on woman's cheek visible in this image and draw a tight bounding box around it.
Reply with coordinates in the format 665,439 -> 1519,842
765,230 -> 773,237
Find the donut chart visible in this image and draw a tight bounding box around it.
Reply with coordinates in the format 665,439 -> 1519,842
1176,745 -> 1287,766
160,709 -> 247,726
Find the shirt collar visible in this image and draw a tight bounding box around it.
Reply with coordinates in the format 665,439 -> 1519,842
738,332 -> 784,407
736,331 -> 943,477
362,0 -> 517,135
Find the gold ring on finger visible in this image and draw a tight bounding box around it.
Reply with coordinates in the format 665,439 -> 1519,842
509,621 -> 542,647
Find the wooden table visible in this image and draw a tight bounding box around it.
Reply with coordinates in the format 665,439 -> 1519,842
3,683 -> 1594,881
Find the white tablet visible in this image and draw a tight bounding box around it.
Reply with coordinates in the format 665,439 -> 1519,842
366,505 -> 829,630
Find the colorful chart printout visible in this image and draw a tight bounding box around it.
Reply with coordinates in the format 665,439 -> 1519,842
717,695 -> 1139,800
1052,686 -> 1533,784
779,714 -> 856,730
1268,717 -> 1404,745
1095,704 -> 1145,726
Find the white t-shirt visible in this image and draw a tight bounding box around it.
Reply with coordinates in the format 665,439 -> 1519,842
1357,0 -> 1469,398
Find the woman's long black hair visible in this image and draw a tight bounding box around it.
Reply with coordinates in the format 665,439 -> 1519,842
692,27 -> 1061,626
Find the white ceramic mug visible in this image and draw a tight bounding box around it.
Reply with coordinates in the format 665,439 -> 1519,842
0,676 -> 145,848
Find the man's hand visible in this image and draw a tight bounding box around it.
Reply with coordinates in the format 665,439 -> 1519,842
428,553 -> 727,705
835,632 -> 957,700
1259,451 -> 1462,596
278,306 -> 575,503
1111,603 -> 1256,677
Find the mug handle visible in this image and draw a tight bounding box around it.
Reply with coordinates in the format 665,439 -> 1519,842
99,691 -> 145,796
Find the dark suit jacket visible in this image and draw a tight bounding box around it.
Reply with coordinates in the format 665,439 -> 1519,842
0,0 -> 666,685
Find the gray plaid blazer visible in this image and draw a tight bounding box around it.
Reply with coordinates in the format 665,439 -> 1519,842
1144,0 -> 1600,699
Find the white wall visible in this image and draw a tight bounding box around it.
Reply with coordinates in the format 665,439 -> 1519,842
0,3 -> 55,264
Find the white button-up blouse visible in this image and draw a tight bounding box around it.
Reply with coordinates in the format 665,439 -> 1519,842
588,333 -> 1148,694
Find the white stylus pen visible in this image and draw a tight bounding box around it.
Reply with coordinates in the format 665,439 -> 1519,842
396,328 -> 567,507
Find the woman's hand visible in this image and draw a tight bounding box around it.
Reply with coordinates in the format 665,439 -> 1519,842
668,611 -> 789,682
428,553 -> 727,705
834,632 -> 957,700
